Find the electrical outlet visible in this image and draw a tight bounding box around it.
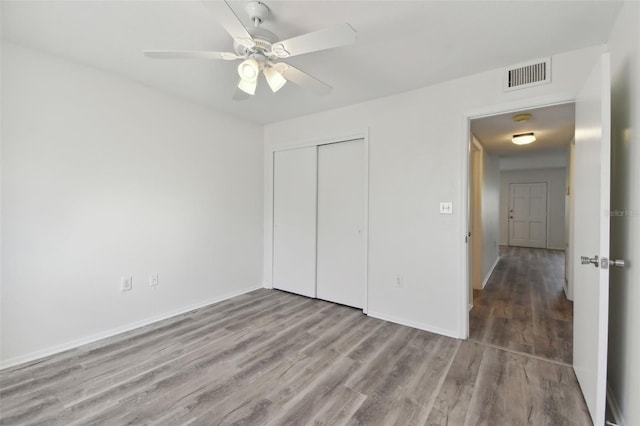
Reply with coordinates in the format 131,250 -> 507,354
150,273 -> 159,287
121,276 -> 132,292
395,274 -> 403,288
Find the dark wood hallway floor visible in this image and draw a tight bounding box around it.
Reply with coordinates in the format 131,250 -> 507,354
469,246 -> 573,364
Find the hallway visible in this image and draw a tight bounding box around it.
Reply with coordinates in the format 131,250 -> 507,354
469,246 -> 573,364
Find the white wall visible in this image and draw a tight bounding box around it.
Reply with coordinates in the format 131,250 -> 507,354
500,149 -> 568,171
263,45 -> 603,338
0,42 -> 264,367
499,168 -> 567,250
606,2 -> 640,425
481,150 -> 500,282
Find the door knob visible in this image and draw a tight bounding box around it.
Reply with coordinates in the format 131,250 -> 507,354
580,255 -> 626,269
608,259 -> 625,268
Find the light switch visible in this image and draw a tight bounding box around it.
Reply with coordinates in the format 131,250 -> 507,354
439,202 -> 453,214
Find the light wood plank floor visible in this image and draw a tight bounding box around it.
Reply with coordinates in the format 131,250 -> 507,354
1,288 -> 590,425
469,246 -> 573,364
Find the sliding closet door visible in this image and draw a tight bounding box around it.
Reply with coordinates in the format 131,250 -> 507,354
272,147 -> 317,297
316,139 -> 365,308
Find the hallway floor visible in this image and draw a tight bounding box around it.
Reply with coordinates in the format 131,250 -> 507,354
469,246 -> 573,364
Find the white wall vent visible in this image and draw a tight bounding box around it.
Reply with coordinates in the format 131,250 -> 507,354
504,57 -> 551,91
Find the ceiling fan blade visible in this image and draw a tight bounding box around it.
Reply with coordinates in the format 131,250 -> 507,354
276,64 -> 332,95
202,1 -> 256,49
271,24 -> 356,59
144,50 -> 241,60
232,84 -> 251,101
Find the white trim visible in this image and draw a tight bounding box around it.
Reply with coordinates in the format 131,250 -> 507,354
271,131 -> 367,153
0,284 -> 263,370
468,304 -> 474,312
362,130 -> 370,314
606,384 -> 626,426
460,115 -> 471,339
266,130 -> 370,313
367,311 -> 460,339
481,256 -> 501,289
461,94 -> 575,339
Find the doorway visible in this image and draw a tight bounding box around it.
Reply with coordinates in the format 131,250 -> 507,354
466,102 -> 575,364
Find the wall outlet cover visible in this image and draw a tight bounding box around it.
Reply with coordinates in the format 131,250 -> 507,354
121,276 -> 132,292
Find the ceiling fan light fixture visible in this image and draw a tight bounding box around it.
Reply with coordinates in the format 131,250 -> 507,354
237,58 -> 260,81
264,66 -> 287,92
512,132 -> 536,145
237,78 -> 257,95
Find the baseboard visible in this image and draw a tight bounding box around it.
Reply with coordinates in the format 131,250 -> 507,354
606,384 -> 626,426
481,256 -> 500,289
468,304 -> 473,312
367,311 -> 460,339
0,284 -> 263,370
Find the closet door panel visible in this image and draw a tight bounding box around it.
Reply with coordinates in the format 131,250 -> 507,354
316,139 -> 365,308
273,147 -> 317,297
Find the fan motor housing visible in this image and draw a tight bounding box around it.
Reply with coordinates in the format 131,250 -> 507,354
234,27 -> 278,56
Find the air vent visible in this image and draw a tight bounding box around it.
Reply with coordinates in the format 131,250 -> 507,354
504,57 -> 551,91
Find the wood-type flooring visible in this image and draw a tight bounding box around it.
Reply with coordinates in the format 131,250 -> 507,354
1,286 -> 589,425
469,246 -> 573,364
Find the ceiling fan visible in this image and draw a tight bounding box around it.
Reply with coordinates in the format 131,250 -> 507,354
144,1 -> 357,100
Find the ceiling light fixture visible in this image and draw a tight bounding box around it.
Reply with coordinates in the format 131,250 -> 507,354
263,66 -> 287,92
237,78 -> 257,95
512,132 -> 536,145
238,58 -> 260,81
237,58 -> 260,95
512,113 -> 532,123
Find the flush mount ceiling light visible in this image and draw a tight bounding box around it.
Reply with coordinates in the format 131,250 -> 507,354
512,113 -> 532,123
512,132 -> 536,145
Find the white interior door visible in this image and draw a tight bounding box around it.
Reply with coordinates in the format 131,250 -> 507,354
273,146 -> 317,298
508,182 -> 547,248
316,139 -> 365,308
573,52 -> 611,426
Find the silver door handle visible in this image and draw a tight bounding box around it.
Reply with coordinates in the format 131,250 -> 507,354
581,255 -> 626,269
609,259 -> 625,268
581,255 -> 599,267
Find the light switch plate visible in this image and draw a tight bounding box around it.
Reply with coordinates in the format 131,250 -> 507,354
440,202 -> 453,214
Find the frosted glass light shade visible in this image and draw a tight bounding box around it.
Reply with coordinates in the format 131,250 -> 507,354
512,132 -> 536,145
264,67 -> 287,92
237,78 -> 257,95
237,59 -> 260,81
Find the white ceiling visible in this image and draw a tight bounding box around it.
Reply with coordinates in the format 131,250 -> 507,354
1,1 -> 622,124
471,102 -> 575,155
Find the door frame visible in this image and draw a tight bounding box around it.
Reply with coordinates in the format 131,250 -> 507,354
264,130 -> 370,313
459,95 -> 574,338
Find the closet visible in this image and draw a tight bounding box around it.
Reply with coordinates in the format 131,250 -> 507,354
272,138 -> 366,309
